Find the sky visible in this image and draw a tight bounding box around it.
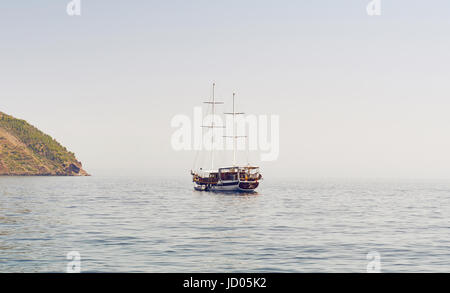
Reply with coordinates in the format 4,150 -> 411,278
1,0 -> 450,179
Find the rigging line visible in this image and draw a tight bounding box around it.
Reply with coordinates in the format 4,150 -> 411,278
192,140 -> 200,170
193,88 -> 213,171
246,132 -> 250,166
197,99 -> 210,170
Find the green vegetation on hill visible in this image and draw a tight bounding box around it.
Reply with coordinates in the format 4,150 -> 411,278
0,113 -> 76,164
0,111 -> 88,176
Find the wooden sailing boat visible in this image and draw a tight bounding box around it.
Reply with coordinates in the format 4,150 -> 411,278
191,83 -> 262,192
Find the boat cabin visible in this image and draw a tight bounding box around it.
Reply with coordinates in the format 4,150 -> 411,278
192,166 -> 261,186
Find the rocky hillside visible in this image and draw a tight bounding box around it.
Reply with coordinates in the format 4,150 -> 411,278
0,111 -> 88,176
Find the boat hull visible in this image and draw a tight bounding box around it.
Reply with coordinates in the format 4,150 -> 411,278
194,181 -> 259,193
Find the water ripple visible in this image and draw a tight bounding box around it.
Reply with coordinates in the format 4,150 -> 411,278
1,177 -> 450,272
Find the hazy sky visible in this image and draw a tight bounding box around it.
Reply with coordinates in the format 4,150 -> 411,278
1,1 -> 450,178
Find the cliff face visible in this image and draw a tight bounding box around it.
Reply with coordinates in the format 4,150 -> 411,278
0,111 -> 89,176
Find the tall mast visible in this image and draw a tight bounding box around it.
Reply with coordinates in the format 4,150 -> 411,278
202,83 -> 223,171
211,83 -> 215,170
224,92 -> 245,166
232,93 -> 236,165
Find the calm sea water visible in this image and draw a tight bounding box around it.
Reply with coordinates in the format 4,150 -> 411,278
1,176 -> 449,272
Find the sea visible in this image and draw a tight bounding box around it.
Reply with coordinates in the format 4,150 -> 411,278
1,176 -> 449,273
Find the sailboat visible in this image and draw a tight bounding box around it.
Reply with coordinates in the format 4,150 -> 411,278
191,83 -> 262,192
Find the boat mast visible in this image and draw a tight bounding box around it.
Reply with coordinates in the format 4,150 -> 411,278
232,93 -> 236,165
224,92 -> 245,166
211,84 -> 215,170
202,83 -> 223,171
